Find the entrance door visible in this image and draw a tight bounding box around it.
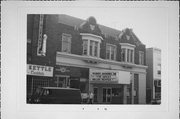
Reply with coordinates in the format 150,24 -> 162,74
93,87 -> 98,103
103,88 -> 112,103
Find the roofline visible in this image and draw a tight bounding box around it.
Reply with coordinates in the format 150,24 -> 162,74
57,14 -> 121,37
146,47 -> 161,51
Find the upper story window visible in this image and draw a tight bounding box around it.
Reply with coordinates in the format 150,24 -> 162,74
83,40 -> 98,57
89,40 -> 98,57
83,39 -> 88,55
106,44 -> 116,60
81,33 -> 103,58
157,64 -> 161,75
62,33 -> 72,53
120,43 -> 135,63
139,51 -> 144,65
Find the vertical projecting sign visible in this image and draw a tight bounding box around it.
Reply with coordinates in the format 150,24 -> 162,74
37,14 -> 47,56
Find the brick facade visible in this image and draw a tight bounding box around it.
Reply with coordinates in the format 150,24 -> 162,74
27,14 -> 146,66
27,14 -> 147,104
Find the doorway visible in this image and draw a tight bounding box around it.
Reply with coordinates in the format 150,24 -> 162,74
93,87 -> 98,103
103,87 -> 112,103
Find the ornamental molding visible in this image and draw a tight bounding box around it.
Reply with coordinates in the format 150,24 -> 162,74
119,43 -> 136,48
56,52 -> 147,70
80,33 -> 103,41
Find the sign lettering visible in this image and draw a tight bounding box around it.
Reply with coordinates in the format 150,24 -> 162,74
27,64 -> 53,77
90,69 -> 131,84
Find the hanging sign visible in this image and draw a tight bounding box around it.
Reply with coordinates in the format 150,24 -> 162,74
90,69 -> 131,84
27,64 -> 53,77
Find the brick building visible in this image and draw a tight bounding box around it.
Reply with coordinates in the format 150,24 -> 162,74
27,14 -> 147,104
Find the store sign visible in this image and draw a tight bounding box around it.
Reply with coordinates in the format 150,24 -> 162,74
55,65 -> 82,77
27,64 -> 53,77
90,69 -> 131,84
55,66 -> 70,73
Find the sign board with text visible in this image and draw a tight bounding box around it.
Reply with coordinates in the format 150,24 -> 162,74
27,64 -> 53,77
90,69 -> 131,84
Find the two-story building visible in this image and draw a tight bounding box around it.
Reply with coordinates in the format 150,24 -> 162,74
27,14 -> 147,104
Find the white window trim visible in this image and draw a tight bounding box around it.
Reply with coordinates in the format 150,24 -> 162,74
61,33 -> 72,53
81,33 -> 102,58
82,39 -> 88,55
106,43 -> 117,60
120,43 -> 135,63
80,33 -> 103,42
139,51 -> 144,65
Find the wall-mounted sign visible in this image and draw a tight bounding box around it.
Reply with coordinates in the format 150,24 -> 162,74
27,64 -> 53,77
55,65 -> 83,77
90,69 -> 131,84
55,66 -> 70,73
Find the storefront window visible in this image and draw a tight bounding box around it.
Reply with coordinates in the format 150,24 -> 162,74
27,76 -> 50,96
55,76 -> 70,88
112,88 -> 122,96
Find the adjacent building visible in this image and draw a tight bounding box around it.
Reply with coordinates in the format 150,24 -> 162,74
146,48 -> 161,103
27,14 -> 147,104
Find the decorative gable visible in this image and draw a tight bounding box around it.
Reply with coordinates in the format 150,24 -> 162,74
119,28 -> 143,47
79,16 -> 102,36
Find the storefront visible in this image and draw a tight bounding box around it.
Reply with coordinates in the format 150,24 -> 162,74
27,64 -> 54,98
53,65 -> 89,93
89,69 -> 131,104
154,80 -> 161,100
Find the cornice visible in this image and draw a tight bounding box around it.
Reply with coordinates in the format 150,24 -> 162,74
80,33 -> 103,41
56,52 -> 147,69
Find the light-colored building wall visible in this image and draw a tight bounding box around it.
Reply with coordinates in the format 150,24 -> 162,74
146,47 -> 161,101
138,73 -> 146,104
153,48 -> 161,80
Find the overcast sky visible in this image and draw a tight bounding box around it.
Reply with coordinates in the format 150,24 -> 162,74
58,6 -> 167,50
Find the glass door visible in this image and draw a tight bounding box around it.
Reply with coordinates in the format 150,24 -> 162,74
103,87 -> 112,103
93,87 -> 98,103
